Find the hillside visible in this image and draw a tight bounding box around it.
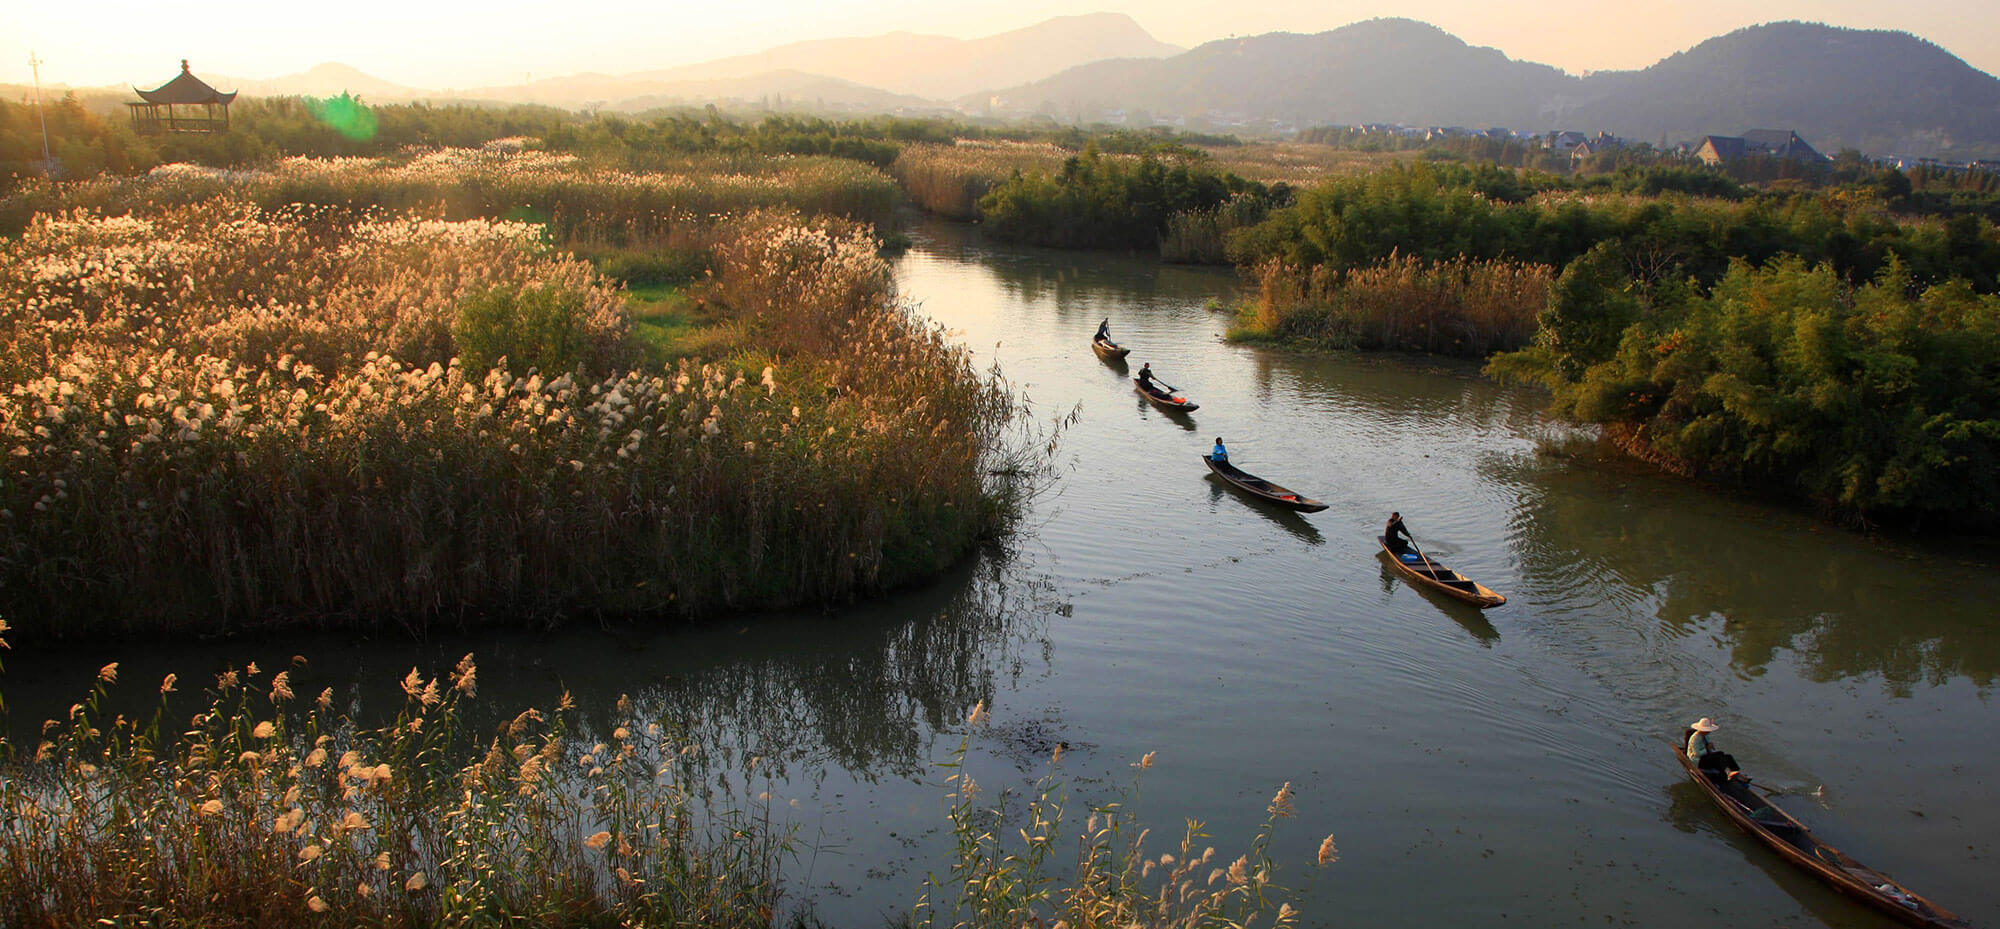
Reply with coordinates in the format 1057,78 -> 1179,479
978,19 -> 1578,128
982,19 -> 2000,157
1573,22 -> 2000,157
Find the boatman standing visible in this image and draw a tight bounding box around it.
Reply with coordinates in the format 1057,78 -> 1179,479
1211,437 -> 1228,463
1385,511 -> 1414,554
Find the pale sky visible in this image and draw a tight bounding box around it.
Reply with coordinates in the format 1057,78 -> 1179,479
4,0 -> 1995,91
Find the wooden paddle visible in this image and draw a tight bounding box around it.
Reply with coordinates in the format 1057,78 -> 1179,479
1408,533 -> 1446,577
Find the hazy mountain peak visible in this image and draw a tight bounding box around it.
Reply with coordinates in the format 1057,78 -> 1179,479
221,62 -> 418,100
644,12 -> 1181,100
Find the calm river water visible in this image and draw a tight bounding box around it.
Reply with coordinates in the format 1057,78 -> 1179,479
8,219 -> 1997,928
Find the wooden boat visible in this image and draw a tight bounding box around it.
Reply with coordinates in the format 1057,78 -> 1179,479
1673,735 -> 1971,929
1134,378 -> 1198,413
1377,536 -> 1505,608
1202,456 -> 1328,512
1091,335 -> 1131,360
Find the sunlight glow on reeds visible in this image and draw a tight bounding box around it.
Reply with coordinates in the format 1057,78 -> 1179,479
1237,254 -> 1553,357
0,155 -> 1020,639
0,653 -> 789,927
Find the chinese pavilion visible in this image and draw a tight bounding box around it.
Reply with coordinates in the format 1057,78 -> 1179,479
128,60 -> 236,133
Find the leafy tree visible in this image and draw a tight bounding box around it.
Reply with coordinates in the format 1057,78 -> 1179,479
1537,243 -> 1645,382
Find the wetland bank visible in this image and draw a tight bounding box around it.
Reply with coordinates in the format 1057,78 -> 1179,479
1,117 -> 1995,927
6,209 -> 1996,928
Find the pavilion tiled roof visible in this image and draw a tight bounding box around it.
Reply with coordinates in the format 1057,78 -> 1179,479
134,60 -> 237,105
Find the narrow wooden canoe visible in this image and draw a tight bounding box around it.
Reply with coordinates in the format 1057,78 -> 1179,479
1377,536 -> 1505,608
1092,336 -> 1131,360
1673,735 -> 1970,929
1203,456 -> 1328,512
1134,378 -> 1198,413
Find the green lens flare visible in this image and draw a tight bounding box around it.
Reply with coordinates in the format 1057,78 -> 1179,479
306,93 -> 378,142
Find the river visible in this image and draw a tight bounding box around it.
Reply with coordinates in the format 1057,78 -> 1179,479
5,218 -> 1996,929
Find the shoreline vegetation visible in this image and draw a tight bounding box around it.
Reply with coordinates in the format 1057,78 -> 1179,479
0,647 -> 1331,928
6,99 -> 2000,593
1215,161 -> 2000,530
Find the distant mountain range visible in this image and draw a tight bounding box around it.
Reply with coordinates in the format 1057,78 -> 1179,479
167,13 -> 1178,114
221,63 -> 419,101
24,15 -> 1998,159
985,19 -> 2000,158
1571,22 -> 2000,158
633,12 -> 1181,100
977,20 -> 1576,128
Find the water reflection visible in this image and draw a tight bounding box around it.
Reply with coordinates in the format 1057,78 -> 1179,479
1500,454 -> 2000,690
1132,390 -> 1199,431
1207,478 -> 1325,546
909,221 -> 1239,313
1244,350 -> 1546,437
1663,782 -> 1898,929
3,551 -> 1059,785
631,554 -> 1055,784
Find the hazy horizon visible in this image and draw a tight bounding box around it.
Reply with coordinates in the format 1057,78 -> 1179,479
4,0 -> 1996,93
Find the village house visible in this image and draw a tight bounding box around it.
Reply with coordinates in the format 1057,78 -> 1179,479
1571,131 -> 1628,163
1694,129 -> 1825,165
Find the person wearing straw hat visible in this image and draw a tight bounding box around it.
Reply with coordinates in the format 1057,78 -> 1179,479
1685,717 -> 1744,784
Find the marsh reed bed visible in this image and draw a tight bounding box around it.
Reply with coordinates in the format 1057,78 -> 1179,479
2,144 -> 902,239
1233,255 -> 1553,358
888,142 -> 1070,220
0,154 -> 1018,640
0,650 -> 791,928
0,648 -> 1329,929
921,706 -> 1334,929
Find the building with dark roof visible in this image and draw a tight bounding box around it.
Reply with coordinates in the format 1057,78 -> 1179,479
1695,129 -> 1825,165
128,60 -> 236,134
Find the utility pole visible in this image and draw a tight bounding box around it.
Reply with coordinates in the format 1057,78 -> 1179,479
28,51 -> 53,176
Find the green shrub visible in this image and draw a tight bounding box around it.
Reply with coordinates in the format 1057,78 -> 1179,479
586,246 -> 713,286
452,283 -> 594,376
1493,257 -> 2000,528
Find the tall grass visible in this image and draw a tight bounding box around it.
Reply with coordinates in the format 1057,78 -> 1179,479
1205,143 -> 1418,186
1159,194 -> 1276,265
0,188 -> 1020,641
1234,254 -> 1553,358
0,650 -> 790,927
919,703 -> 1333,929
0,650 -> 1334,927
889,142 -> 1069,220
2,144 -> 903,238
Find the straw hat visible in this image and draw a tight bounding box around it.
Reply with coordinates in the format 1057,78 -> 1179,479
1690,717 -> 1719,732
